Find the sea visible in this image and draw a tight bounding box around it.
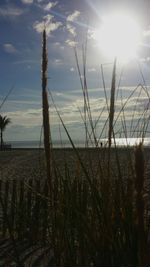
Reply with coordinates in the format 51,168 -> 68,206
9,138 -> 150,149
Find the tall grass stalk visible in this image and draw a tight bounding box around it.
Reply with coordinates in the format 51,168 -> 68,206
108,57 -> 117,149
75,44 -> 97,147
0,194 -> 24,266
0,85 -> 15,110
135,143 -> 146,266
42,29 -> 52,192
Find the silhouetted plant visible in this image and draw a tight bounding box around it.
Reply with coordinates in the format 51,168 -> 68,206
0,115 -> 11,150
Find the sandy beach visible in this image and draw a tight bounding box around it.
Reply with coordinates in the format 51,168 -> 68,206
0,147 -> 150,183
0,147 -> 150,266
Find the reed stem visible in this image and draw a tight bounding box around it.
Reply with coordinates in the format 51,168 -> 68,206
42,29 -> 52,193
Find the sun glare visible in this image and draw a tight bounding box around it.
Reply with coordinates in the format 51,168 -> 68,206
96,13 -> 141,62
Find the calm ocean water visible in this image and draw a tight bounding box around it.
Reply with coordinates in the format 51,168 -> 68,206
10,138 -> 150,148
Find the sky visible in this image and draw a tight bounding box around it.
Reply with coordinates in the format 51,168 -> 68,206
0,0 -> 150,143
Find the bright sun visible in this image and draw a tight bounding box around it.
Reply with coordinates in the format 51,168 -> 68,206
96,13 -> 141,61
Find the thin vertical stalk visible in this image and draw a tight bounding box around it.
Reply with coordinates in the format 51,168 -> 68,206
74,47 -> 88,147
0,187 -> 24,267
101,64 -> 109,113
135,143 -> 146,267
82,44 -> 88,147
42,29 -> 52,193
108,58 -> 117,148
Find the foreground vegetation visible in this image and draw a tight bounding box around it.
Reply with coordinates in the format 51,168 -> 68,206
0,115 -> 11,150
0,29 -> 150,266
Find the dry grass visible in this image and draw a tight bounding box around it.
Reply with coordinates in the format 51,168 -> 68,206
0,29 -> 150,266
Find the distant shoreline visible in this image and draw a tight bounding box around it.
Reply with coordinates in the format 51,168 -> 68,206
2,146 -> 150,151
5,137 -> 150,150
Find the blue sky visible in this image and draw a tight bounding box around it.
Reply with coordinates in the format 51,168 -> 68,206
0,0 -> 150,142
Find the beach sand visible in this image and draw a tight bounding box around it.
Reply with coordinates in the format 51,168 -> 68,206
0,147 -> 150,183
0,147 -> 149,266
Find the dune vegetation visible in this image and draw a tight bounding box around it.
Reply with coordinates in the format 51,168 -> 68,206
0,29 -> 150,267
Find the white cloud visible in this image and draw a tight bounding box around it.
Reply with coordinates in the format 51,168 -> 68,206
66,11 -> 80,43
53,42 -> 64,50
54,59 -> 63,65
70,67 -> 75,72
88,68 -> 96,72
3,43 -> 18,54
140,57 -> 150,62
88,29 -> 96,40
44,1 -> 57,11
67,24 -> 76,36
65,39 -> 77,47
3,84 -> 150,142
6,108 -> 42,127
33,14 -> 62,36
0,6 -> 23,17
54,42 -> 61,46
21,0 -> 33,4
143,29 -> 150,37
67,10 -> 80,22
